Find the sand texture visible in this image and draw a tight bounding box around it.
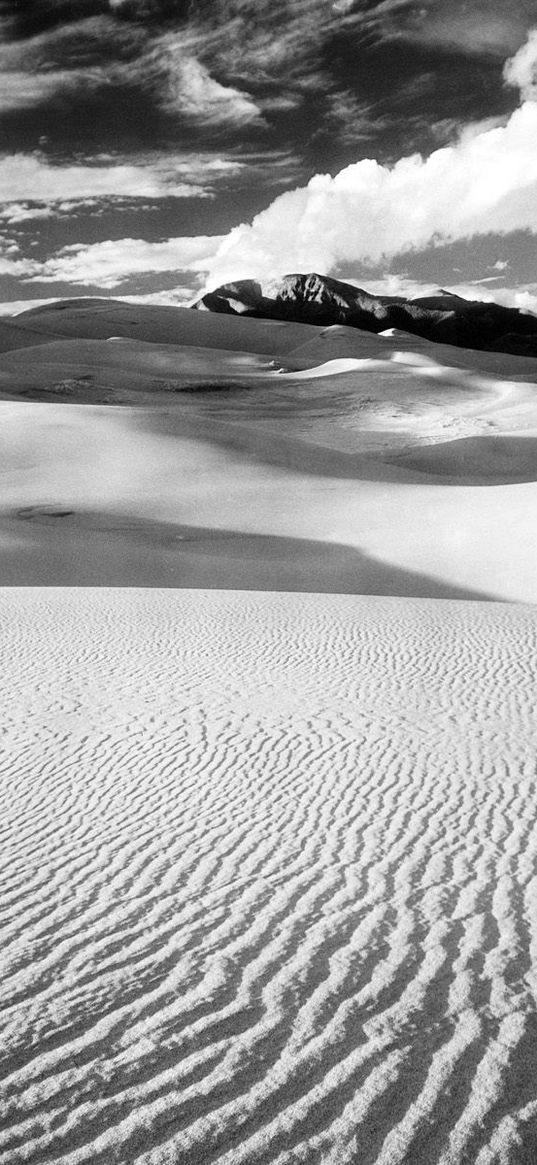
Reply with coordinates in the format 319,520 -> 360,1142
2,587 -> 537,1164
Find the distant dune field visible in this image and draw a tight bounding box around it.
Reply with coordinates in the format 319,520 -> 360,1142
1,302 -> 537,599
2,588 -> 537,1165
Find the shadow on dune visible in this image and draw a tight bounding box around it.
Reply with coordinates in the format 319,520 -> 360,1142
0,508 -> 495,599
141,410 -> 434,485
141,412 -> 537,487
383,435 -> 537,484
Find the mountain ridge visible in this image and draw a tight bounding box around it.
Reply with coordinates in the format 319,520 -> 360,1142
193,273 -> 537,357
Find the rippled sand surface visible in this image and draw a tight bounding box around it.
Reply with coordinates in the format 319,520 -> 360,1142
3,587 -> 537,1165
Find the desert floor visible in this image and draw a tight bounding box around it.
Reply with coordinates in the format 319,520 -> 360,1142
2,303 -> 537,1163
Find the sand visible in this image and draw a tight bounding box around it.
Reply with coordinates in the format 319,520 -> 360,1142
1,303 -> 537,599
2,587 -> 537,1165
2,301 -> 537,1162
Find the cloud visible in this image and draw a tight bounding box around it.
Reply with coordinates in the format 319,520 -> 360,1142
139,36 -> 263,125
0,202 -> 59,224
0,150 -> 244,203
0,10 -> 263,132
0,1 -> 464,147
26,235 -> 224,287
3,9 -> 537,306
2,0 -> 534,172
0,256 -> 40,277
504,27 -> 537,99
391,0 -> 537,56
195,93 -> 537,287
5,26 -> 537,297
0,15 -> 143,110
357,274 -> 537,316
0,69 -> 94,112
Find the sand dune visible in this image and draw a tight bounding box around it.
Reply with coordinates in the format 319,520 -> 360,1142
3,300 -> 537,1162
0,336 -> 275,403
9,300 -> 320,356
2,587 -> 537,1165
1,366 -> 537,597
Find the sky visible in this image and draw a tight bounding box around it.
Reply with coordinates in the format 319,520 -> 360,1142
1,0 -> 537,311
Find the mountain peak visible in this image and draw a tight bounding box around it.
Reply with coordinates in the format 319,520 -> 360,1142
193,274 -> 537,357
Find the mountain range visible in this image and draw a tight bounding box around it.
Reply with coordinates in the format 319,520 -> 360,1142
193,273 -> 537,358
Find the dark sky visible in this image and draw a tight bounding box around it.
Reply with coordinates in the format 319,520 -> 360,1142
1,0 -> 536,306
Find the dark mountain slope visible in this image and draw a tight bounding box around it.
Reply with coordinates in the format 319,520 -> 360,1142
193,273 -> 537,358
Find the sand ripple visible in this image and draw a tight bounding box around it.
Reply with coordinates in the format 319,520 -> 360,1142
1,589 -> 537,1164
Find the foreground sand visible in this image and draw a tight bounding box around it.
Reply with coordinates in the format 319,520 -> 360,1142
2,587 -> 537,1165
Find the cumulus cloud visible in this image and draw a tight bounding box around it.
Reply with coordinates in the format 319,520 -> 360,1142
504,27 -> 537,100
196,94 -> 537,287
2,14 -> 537,306
5,27 -> 537,298
0,255 -> 40,277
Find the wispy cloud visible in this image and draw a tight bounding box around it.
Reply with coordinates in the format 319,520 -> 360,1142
388,0 -> 537,56
138,37 -> 264,125
25,235 -> 224,288
1,0 -> 535,176
0,150 -> 246,204
2,7 -> 537,307
0,15 -> 142,109
0,2 -> 460,150
0,9 -> 263,133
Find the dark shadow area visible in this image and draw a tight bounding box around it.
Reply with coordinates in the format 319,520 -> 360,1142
11,303 -> 320,356
139,409 -> 434,485
0,508 -> 495,600
0,319 -> 64,354
383,435 -> 537,484
139,410 -> 537,488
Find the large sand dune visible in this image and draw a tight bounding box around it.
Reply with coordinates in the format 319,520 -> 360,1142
2,588 -> 537,1164
7,300 -> 319,356
1,393 -> 537,598
1,300 -> 537,597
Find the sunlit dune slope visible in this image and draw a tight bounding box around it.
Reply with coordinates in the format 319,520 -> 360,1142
1,394 -> 537,598
2,299 -> 537,599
